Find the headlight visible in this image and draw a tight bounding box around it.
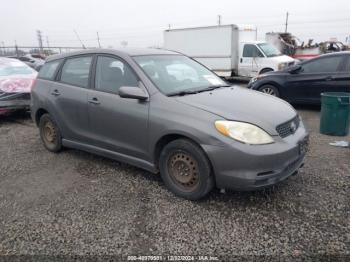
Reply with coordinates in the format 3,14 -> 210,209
249,77 -> 258,85
249,74 -> 267,84
215,120 -> 274,145
278,62 -> 288,70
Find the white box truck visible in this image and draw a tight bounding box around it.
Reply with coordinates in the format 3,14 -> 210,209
164,25 -> 295,79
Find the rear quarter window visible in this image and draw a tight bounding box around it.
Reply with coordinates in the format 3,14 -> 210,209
38,60 -> 62,80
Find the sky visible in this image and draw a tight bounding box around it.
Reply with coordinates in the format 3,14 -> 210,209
1,0 -> 350,49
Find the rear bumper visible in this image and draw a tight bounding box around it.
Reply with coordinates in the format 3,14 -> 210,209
203,123 -> 309,191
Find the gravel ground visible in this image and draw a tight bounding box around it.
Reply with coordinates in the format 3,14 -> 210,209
0,105 -> 349,261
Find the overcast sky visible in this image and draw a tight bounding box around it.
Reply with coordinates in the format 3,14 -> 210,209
1,0 -> 350,49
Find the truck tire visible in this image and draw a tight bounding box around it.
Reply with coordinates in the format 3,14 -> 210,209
159,139 -> 214,200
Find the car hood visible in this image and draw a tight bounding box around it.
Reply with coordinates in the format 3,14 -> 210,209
175,86 -> 297,135
269,55 -> 295,64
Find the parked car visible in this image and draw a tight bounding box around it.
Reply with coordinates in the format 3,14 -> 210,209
15,54 -> 45,71
248,52 -> 350,104
31,48 -> 308,200
0,58 -> 37,115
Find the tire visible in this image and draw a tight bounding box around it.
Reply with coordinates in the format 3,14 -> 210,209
159,139 -> 214,200
260,68 -> 273,75
258,84 -> 280,97
39,113 -> 62,153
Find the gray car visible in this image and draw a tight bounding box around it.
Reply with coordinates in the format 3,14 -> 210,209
31,48 -> 309,200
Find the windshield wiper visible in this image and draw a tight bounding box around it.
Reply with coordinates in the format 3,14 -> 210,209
167,90 -> 199,96
198,84 -> 231,92
167,85 -> 231,97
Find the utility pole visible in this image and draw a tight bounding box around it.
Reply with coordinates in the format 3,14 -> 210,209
15,40 -> 19,57
46,36 -> 50,48
218,15 -> 222,26
1,41 -> 5,56
37,30 -> 43,52
285,12 -> 289,33
96,32 -> 101,48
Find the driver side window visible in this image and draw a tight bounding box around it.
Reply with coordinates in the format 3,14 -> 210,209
243,45 -> 264,58
302,56 -> 343,73
95,56 -> 138,94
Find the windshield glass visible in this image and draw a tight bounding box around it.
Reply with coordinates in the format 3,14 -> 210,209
133,55 -> 227,95
257,43 -> 282,57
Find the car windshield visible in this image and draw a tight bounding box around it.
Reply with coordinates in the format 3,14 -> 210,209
0,61 -> 35,76
258,43 -> 282,57
133,55 -> 227,96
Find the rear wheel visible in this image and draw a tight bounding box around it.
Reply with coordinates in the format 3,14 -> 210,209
159,139 -> 214,200
258,84 -> 280,97
39,114 -> 62,152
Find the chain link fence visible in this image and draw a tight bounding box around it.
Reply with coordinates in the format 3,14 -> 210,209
0,46 -> 95,58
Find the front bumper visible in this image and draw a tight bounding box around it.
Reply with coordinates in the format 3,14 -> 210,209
203,122 -> 308,191
0,93 -> 30,110
247,81 -> 258,90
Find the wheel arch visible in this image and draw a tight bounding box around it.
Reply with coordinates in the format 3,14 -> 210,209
153,133 -> 211,170
258,81 -> 285,97
35,108 -> 49,126
259,67 -> 274,75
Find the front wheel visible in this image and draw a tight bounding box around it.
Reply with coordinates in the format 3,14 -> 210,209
258,84 -> 280,97
159,139 -> 214,200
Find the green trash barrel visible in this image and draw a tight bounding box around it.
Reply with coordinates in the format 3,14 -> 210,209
320,92 -> 350,136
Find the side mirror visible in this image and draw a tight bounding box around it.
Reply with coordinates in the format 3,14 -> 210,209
288,64 -> 302,74
119,86 -> 148,100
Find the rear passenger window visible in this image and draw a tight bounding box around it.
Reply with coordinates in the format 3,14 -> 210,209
302,56 -> 343,73
60,56 -> 92,88
38,60 -> 61,80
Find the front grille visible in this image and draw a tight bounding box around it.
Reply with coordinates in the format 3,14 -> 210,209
276,116 -> 300,138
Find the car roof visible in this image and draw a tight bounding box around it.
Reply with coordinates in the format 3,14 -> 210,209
46,48 -> 180,62
315,51 -> 350,58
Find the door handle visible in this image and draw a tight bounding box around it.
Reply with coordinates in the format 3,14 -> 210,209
51,89 -> 60,96
325,76 -> 334,81
88,97 -> 100,105
240,58 -> 243,63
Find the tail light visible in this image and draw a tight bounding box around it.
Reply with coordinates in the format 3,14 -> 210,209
30,78 -> 37,91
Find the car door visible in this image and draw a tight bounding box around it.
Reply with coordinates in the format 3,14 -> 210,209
333,55 -> 350,93
87,55 -> 150,161
284,55 -> 344,103
48,55 -> 92,142
239,44 -> 263,77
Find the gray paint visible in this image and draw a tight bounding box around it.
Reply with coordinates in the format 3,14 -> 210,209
31,48 -> 308,190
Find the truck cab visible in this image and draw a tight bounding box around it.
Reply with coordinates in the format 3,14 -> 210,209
238,41 -> 295,78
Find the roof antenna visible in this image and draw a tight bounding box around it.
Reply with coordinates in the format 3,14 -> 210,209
74,29 -> 86,49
